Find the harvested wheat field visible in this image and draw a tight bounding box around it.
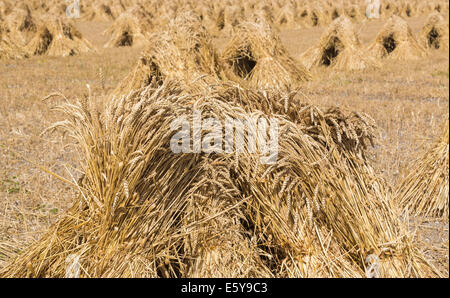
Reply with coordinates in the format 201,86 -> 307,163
0,0 -> 448,280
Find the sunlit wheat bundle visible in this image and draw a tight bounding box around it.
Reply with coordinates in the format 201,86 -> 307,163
83,1 -> 116,21
103,5 -> 153,48
25,17 -> 96,57
195,1 -> 218,35
431,0 -> 448,15
396,123 -> 449,220
46,1 -> 68,17
300,16 -> 379,70
148,1 -> 178,29
253,2 -> 275,26
322,1 -> 345,23
214,4 -> 245,37
0,23 -> 28,59
0,80 -> 285,277
367,15 -> 426,60
381,0 -> 401,18
221,21 -> 311,90
273,2 -> 298,29
344,4 -> 364,22
112,11 -> 224,96
109,0 -> 128,17
399,1 -> 416,18
297,3 -> 328,28
217,84 -> 377,160
4,6 -> 37,46
246,1 -> 275,25
33,0 -> 58,11
23,23 -> 52,56
419,12 -> 449,51
111,33 -> 181,94
2,79 -> 443,277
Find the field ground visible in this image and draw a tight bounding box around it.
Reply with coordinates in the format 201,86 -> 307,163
0,16 -> 448,272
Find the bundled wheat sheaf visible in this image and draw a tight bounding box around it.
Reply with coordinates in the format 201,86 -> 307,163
103,4 -> 153,48
25,17 -> 95,57
367,15 -> 426,60
0,79 -> 443,278
0,23 -> 28,59
300,16 -> 379,70
221,21 -> 312,90
83,1 -> 123,22
4,6 -> 37,46
396,123 -> 449,220
419,12 -> 449,51
112,12 -> 224,96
